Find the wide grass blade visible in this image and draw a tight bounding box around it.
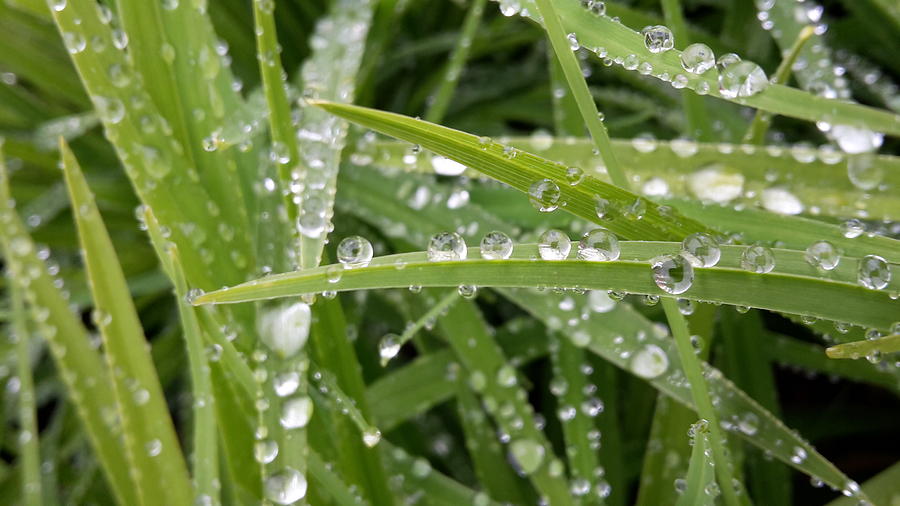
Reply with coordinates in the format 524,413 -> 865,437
59,140 -> 193,505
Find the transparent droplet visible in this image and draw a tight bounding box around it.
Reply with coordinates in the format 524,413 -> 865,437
509,439 -> 545,474
379,333 -> 401,363
651,254 -> 694,294
264,468 -> 307,505
681,233 -> 721,267
362,428 -> 381,447
857,255 -> 890,290
681,43 -> 715,74
458,285 -> 478,299
740,246 -> 776,274
567,32 -> 580,51
847,154 -> 883,190
718,61 -> 769,98
688,166 -> 744,203
577,229 -> 620,261
145,439 -> 162,457
254,440 -> 279,464
427,232 -> 467,262
529,179 -> 561,212
804,241 -> 840,271
280,396 -> 313,430
716,52 -> 741,71
480,231 -> 514,260
274,372 -> 300,397
588,290 -> 616,313
431,155 -> 467,176
831,125 -> 883,154
258,303 -> 311,358
565,167 -> 585,185
496,365 -> 517,387
538,229 -> 571,260
630,345 -> 669,379
738,413 -> 759,435
642,25 -> 674,53
337,236 -> 373,269
761,187 -> 803,215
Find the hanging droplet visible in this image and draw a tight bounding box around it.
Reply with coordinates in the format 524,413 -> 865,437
529,179 -> 561,212
650,254 -> 694,294
379,333 -> 401,364
458,285 -> 478,299
337,236 -> 373,269
681,43 -> 715,74
804,241 -> 840,270
480,231 -> 514,260
577,229 -> 620,261
857,255 -> 890,290
641,25 -> 674,54
538,229 -> 571,260
740,245 -> 775,274
362,428 -> 382,447
431,155 -> 467,176
427,232 -> 467,262
681,233 -> 721,267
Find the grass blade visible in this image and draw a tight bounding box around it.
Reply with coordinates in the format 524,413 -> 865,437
59,140 -> 193,505
674,420 -> 716,506
826,334 -> 900,360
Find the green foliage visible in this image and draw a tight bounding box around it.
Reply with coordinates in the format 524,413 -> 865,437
0,0 -> 897,505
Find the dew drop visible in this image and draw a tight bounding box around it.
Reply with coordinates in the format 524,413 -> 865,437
718,61 -> 769,98
681,233 -> 721,267
427,232 -> 467,262
510,439 -> 545,474
362,428 -> 382,447
740,245 -> 775,274
681,43 -> 715,74
577,229 -> 620,261
480,231 -> 514,260
538,229 -> 571,260
529,178 -> 561,212
336,236 -> 373,269
431,155 -> 467,176
642,25 -> 674,53
630,344 -> 669,379
264,468 -> 307,505
650,254 -> 694,295
857,255 -> 890,290
280,396 -> 313,429
804,241 -> 840,271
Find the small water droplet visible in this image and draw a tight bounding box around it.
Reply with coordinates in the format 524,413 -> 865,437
857,255 -> 890,290
280,396 -> 313,429
630,345 -> 669,379
509,439 -> 545,474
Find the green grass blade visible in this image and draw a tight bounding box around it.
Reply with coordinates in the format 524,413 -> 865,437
59,140 -> 193,505
0,147 -> 135,505
636,396 -> 695,506
8,269 -> 41,506
307,449 -> 363,506
193,243 -> 899,331
497,0 -> 900,136
825,460 -> 900,506
826,334 -> 900,360
674,421 -> 716,506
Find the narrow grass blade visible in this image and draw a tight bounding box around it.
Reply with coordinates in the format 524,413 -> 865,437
8,273 -> 41,506
0,147 -> 135,505
674,421 -> 716,506
307,450 -> 363,506
826,334 -> 900,360
497,0 -> 900,136
380,290 -> 458,366
636,396 -> 695,506
825,460 -> 900,506
59,140 -> 193,505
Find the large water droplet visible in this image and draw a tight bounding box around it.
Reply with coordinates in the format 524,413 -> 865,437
529,179 -> 561,212
740,246 -> 775,274
538,229 -> 571,260
577,229 -> 620,261
264,469 -> 307,505
718,61 -> 769,98
651,254 -> 694,294
642,25 -> 674,53
804,241 -> 840,270
857,255 -> 890,290
510,439 -> 545,474
630,345 -> 669,379
254,440 -> 279,464
480,231 -> 513,260
831,125 -> 883,154
681,233 -> 721,267
681,43 -> 715,74
337,236 -> 373,269
427,232 -> 467,261
687,166 -> 744,203
258,303 -> 311,358
280,396 -> 313,429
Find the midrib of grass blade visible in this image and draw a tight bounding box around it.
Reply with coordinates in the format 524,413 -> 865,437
550,335 -> 605,505
661,0 -> 714,141
59,141 -> 193,506
533,0 -> 628,188
424,0 -> 487,123
336,167 -> 871,500
674,424 -> 716,506
825,334 -> 900,360
293,0 -> 374,269
720,311 -> 791,506
744,26 -> 815,144
313,101 -> 708,241
8,279 -> 41,506
193,243 -> 899,331
499,0 -> 900,136
661,300 -> 740,506
0,149 -> 135,505
366,137 -> 900,222
436,299 -> 574,505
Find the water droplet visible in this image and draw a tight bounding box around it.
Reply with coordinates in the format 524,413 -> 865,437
670,138 -> 699,158
740,245 -> 775,274
761,187 -> 803,215
565,167 -> 585,185
651,254 -> 694,294
738,413 -> 759,435
716,53 -> 741,71
832,124 -> 883,154
145,439 -> 162,457
264,468 -> 307,505
254,440 -> 279,464
280,396 -> 313,429
681,233 -> 721,267
681,43 -> 715,74
431,155 -> 467,176
50,0 -> 67,12
274,372 -> 300,397
594,197 -> 614,220
379,333 -> 401,363
804,241 -> 840,270
362,428 -> 381,447
857,255 -> 890,290
642,25 -> 674,53
529,179 -> 561,212
567,33 -> 580,51
688,166 -> 744,203
719,61 -> 769,98
427,232 -> 467,261
538,229 -> 571,260
496,365 -> 517,387
630,344 -> 669,379
632,133 -> 657,153
790,446 -> 807,465
577,229 -> 620,261
847,154 -> 883,190
588,290 -> 616,313
458,285 -> 477,298
337,236 -> 373,269
258,303 -> 311,358
510,439 -> 545,474
480,231 -> 514,260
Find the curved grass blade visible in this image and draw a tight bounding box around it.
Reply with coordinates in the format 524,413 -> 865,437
674,421 -> 716,506
0,146 -> 135,505
193,243 -> 899,331
494,0 -> 900,136
826,334 -> 900,360
59,140 -> 193,505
